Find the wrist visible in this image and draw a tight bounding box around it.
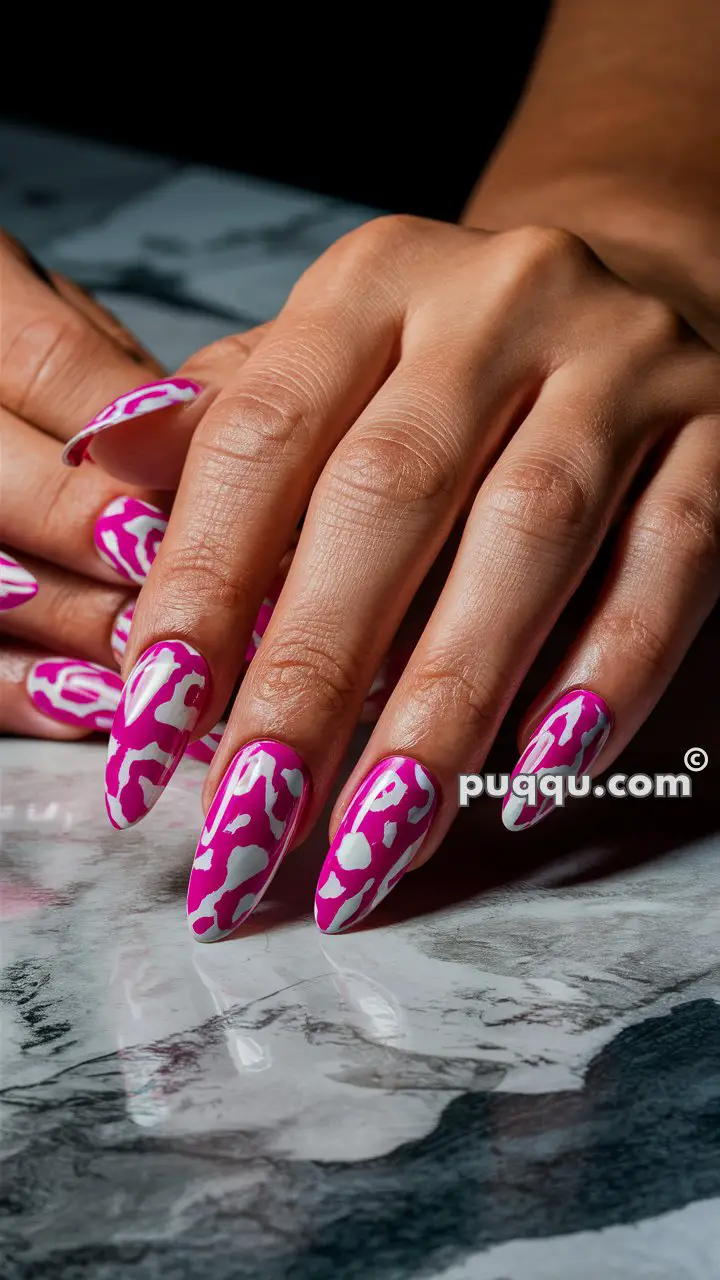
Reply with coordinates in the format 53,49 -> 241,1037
463,171 -> 720,350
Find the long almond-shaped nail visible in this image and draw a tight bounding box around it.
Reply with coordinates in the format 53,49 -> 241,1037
95,497 -> 167,584
106,640 -> 210,829
62,377 -> 202,467
315,755 -> 439,935
110,600 -> 136,664
186,723 -> 225,764
0,552 -> 38,611
502,688 -> 613,832
28,658 -> 123,731
187,740 -> 310,941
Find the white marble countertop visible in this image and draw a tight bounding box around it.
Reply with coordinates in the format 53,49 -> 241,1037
1,123 -> 719,1279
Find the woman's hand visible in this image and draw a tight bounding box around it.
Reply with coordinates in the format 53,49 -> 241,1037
81,217 -> 719,935
0,231 -> 211,739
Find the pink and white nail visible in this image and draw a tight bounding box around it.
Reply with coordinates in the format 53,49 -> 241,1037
62,377 -> 202,467
110,601 -> 136,664
187,739 -> 310,941
186,723 -> 226,764
315,755 -> 439,934
502,688 -> 613,832
28,658 -> 123,731
0,552 -> 38,612
94,497 -> 167,585
105,640 -> 210,829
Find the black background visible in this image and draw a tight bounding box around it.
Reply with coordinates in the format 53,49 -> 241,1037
1,9 -> 550,220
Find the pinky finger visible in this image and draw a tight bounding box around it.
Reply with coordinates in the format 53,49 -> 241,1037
0,645 -> 122,739
505,415 -> 720,830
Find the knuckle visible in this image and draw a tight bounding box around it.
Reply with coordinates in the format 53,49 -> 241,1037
409,656 -> 497,736
487,454 -> 594,542
629,295 -> 682,350
197,384 -> 311,468
494,224 -> 587,289
328,427 -> 460,513
599,610 -> 672,679
251,628 -> 359,718
4,309 -> 94,415
635,488 -> 720,561
155,543 -> 253,620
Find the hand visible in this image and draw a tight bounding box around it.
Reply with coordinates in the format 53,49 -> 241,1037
86,217 -> 719,935
0,231 -> 210,739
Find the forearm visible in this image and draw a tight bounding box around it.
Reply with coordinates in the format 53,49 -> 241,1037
463,0 -> 720,346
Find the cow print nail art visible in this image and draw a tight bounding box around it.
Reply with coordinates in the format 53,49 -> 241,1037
62,377 -> 202,467
315,755 -> 439,934
0,552 -> 38,612
94,497 -> 167,585
28,658 -> 123,731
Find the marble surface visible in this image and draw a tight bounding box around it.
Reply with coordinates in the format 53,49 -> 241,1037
1,123 -> 720,1279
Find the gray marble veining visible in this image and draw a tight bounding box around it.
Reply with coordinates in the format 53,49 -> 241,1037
0,122 -> 719,1279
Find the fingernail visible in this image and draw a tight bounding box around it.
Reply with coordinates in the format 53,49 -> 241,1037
0,552 -> 38,612
244,574 -> 284,663
186,723 -> 225,764
187,740 -> 310,941
28,658 -> 123,731
94,497 -> 167,584
105,640 -> 211,829
502,688 -> 613,832
110,600 -> 135,664
315,755 -> 439,935
61,377 -> 203,467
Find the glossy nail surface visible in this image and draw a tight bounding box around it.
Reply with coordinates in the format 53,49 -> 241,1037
62,377 -> 202,467
315,755 -> 439,935
187,740 -> 310,941
28,658 -> 123,731
94,497 -> 167,584
106,640 -> 210,829
502,688 -> 612,832
186,723 -> 225,764
0,553 -> 38,612
110,601 -> 136,664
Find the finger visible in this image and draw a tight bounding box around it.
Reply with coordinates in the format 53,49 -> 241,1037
1,408 -> 168,586
0,644 -> 121,739
49,275 -> 164,372
181,316 -> 545,941
0,553 -> 135,668
117,255 -> 403,774
0,235 -> 184,445
312,361 -> 657,931
502,413 -> 720,829
1,552 -> 38,611
71,327 -> 271,487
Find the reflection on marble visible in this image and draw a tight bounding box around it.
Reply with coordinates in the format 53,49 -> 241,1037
2,718 -> 719,1278
1,122 -> 719,1278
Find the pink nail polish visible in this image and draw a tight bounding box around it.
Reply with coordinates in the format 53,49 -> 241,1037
110,601 -> 136,664
105,640 -> 210,829
244,574 -> 284,663
315,755 -> 439,935
0,552 -> 38,611
502,688 -> 613,832
187,740 -> 310,941
94,497 -> 167,584
28,658 -> 123,731
186,723 -> 225,764
61,377 -> 203,467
